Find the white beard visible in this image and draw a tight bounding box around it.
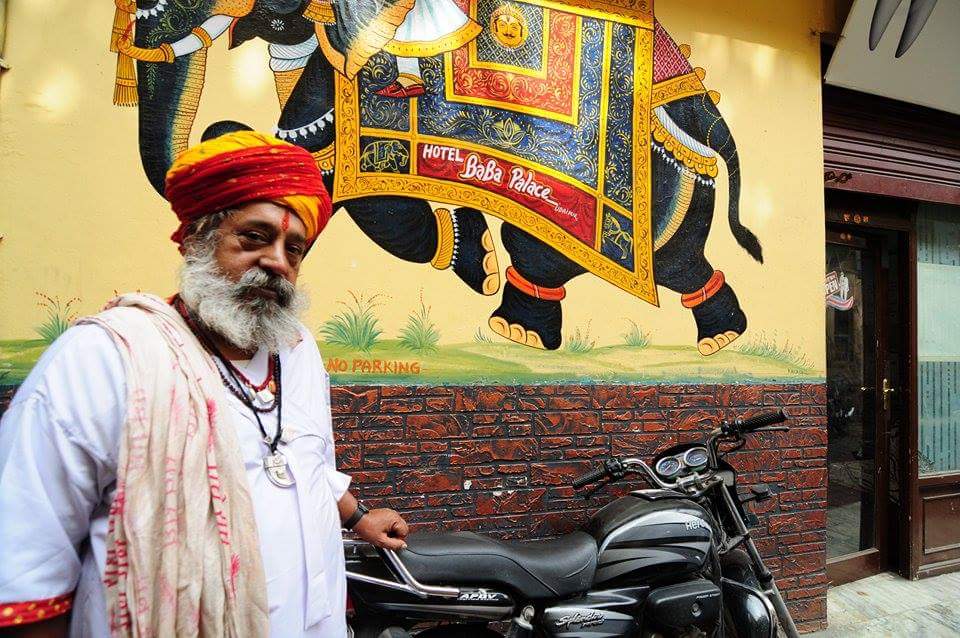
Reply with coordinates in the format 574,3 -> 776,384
179,242 -> 309,353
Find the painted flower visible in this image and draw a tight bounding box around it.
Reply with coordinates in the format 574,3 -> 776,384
492,118 -> 525,147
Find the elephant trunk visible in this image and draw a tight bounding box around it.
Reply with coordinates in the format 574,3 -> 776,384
130,13 -> 236,193
137,51 -> 209,194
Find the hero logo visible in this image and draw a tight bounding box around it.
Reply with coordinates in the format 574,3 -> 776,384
555,610 -> 605,630
458,589 -> 507,602
684,518 -> 705,531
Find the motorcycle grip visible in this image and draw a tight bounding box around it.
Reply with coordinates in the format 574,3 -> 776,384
735,409 -> 787,432
573,465 -> 607,488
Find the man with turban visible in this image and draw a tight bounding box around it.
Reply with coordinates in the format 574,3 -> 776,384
0,128 -> 408,637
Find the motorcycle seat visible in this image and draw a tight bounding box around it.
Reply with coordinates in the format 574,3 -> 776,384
399,531 -> 597,600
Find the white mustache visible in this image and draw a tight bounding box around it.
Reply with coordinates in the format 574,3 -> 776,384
179,242 -> 308,352
235,268 -> 297,307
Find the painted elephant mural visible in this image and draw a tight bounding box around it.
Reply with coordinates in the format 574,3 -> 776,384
110,0 -> 763,356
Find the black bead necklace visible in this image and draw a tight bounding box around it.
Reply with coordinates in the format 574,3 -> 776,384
173,296 -> 284,454
213,354 -> 280,414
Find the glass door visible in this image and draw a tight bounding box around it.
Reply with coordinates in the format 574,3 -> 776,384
825,231 -> 889,584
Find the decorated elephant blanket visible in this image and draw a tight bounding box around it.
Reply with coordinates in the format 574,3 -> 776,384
333,0 -> 659,305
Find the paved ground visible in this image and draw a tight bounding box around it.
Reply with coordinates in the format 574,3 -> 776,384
809,571 -> 960,637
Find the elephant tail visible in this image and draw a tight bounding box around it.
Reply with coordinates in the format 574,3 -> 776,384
706,113 -> 763,263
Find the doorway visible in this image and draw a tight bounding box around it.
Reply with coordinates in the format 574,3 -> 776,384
825,215 -> 909,586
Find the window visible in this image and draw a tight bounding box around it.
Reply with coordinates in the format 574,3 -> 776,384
917,204 -> 960,475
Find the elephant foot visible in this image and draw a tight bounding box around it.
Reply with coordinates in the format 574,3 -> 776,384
689,279 -> 747,357
489,316 -> 546,349
698,330 -> 742,356
489,279 -> 562,350
431,207 -> 500,296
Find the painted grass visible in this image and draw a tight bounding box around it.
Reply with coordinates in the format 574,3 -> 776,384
735,331 -> 812,371
398,300 -> 440,354
0,340 -> 50,385
319,340 -> 820,385
564,324 -> 596,353
474,327 -> 493,343
318,292 -> 383,352
34,293 -> 79,344
622,320 -> 652,348
0,339 -> 821,387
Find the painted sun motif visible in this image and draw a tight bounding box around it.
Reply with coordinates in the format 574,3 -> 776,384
490,4 -> 528,49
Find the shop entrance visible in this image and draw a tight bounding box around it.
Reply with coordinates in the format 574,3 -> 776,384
825,214 -> 909,586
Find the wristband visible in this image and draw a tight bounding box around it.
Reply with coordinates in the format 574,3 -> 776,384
344,500 -> 369,530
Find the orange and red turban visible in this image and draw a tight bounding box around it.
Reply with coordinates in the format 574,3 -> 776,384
164,131 -> 332,247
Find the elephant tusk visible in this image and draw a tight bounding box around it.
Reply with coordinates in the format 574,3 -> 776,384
269,34 -> 319,72
169,14 -> 233,57
117,14 -> 232,62
117,35 -> 175,63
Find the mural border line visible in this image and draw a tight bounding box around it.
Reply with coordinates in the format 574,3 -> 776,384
513,0 -> 653,28
630,25 -> 656,304
594,21 -> 614,251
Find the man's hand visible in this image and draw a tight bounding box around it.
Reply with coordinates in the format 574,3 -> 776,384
352,508 -> 410,551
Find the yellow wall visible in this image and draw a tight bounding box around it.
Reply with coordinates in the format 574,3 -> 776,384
0,0 -> 831,376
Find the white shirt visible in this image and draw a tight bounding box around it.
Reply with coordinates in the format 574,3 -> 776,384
0,323 -> 351,637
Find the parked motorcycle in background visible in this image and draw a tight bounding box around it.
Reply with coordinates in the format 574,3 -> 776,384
345,410 -> 800,637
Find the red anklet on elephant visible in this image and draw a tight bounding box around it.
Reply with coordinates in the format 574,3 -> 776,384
505,266 -> 566,302
681,270 -> 725,309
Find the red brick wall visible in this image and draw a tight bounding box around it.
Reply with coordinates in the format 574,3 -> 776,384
0,381 -> 828,632
332,382 -> 828,633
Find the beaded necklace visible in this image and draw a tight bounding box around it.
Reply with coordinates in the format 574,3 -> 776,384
172,296 -> 295,487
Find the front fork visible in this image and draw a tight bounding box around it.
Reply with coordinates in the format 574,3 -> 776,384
718,486 -> 801,638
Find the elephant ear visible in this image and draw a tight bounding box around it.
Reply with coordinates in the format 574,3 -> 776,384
317,0 -> 415,79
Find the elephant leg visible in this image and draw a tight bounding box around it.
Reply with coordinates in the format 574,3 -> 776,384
343,197 -> 499,295
436,206 -> 499,295
655,245 -> 747,356
686,274 -> 747,356
489,224 -> 586,350
653,170 -> 747,356
658,95 -> 762,262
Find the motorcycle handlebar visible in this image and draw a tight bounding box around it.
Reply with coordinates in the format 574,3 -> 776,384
572,465 -> 608,488
724,409 -> 787,435
572,459 -> 626,489
572,411 -> 790,490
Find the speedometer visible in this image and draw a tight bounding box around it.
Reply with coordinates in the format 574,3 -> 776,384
655,456 -> 682,478
683,447 -> 710,469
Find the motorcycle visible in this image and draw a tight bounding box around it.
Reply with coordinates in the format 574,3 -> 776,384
345,409 -> 800,638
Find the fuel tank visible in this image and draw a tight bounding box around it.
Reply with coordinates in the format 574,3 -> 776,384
584,496 -> 714,586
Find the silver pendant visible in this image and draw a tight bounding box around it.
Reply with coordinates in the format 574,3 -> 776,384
263,450 -> 295,488
246,386 -> 274,406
